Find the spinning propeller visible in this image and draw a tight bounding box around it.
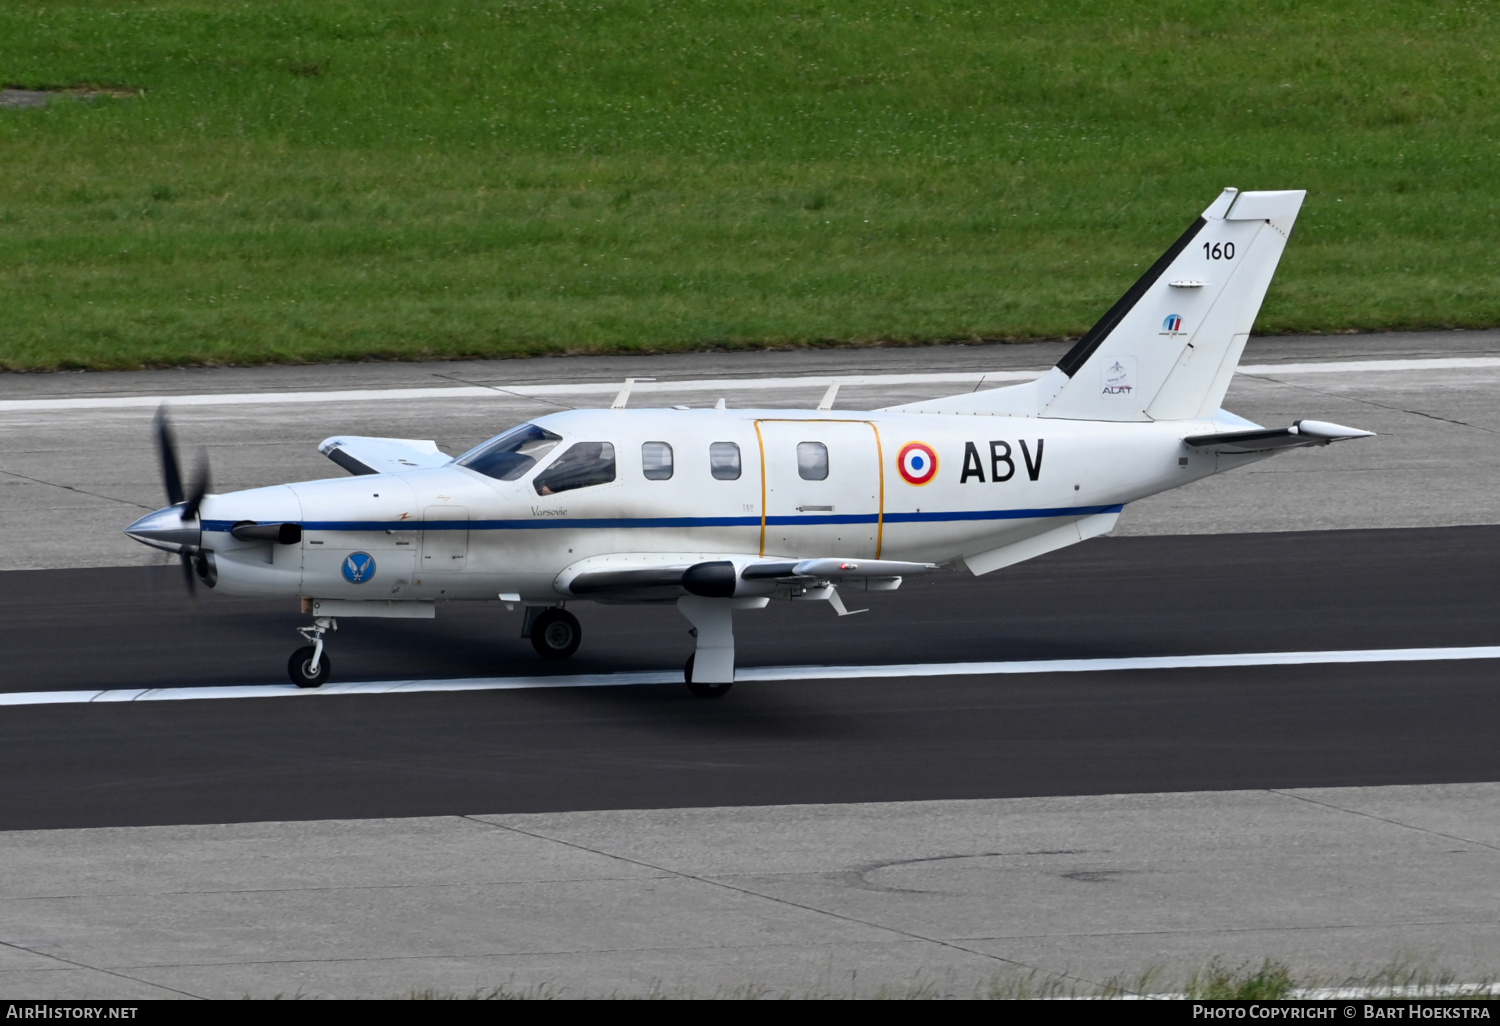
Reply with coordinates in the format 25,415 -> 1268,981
124,408 -> 214,595
156,407 -> 213,595
125,408 -> 302,595
155,407 -> 211,519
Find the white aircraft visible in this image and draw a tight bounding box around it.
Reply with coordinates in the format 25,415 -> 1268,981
127,187 -> 1371,696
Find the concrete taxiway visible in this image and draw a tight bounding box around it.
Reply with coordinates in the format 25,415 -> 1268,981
1,332 -> 1498,997
3,785 -> 1499,999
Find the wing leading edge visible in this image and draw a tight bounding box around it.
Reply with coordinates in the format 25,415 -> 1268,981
560,554 -> 941,602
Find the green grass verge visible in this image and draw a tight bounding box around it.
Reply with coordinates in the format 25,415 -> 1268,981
2,0 -> 1498,370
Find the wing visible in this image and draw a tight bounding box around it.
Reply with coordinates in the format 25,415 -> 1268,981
319,436 -> 450,476
557,553 -> 941,602
1184,419 -> 1373,455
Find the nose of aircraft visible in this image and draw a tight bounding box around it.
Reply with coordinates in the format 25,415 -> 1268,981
124,503 -> 202,552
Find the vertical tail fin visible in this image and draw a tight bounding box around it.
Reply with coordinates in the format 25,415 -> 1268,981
1038,187 -> 1304,421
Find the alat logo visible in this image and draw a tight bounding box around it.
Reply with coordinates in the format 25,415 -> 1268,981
1162,314 -> 1184,333
1102,357 -> 1136,396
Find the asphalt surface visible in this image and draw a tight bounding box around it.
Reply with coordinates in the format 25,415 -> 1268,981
4,524 -> 1498,831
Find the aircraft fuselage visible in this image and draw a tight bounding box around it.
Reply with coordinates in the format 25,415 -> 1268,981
191,407 -> 1238,603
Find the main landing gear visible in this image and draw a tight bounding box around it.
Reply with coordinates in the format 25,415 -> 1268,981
288,616 -> 336,688
683,653 -> 732,699
677,595 -> 767,699
523,601 -> 735,698
528,607 -> 582,660
526,603 -> 735,698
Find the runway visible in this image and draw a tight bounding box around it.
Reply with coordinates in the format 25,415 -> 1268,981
3,334 -> 1499,997
4,525 -> 1498,833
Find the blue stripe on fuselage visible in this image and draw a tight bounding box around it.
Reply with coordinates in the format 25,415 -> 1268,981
202,504 -> 1123,534
881,504 -> 1122,524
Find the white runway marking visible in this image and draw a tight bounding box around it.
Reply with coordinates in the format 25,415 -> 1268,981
6,644 -> 1497,708
1237,356 -> 1500,376
0,356 -> 1495,413
0,371 -> 1034,413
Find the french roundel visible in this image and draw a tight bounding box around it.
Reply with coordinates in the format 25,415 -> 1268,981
897,442 -> 939,485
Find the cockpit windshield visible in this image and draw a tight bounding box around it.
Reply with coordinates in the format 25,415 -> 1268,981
454,424 -> 563,481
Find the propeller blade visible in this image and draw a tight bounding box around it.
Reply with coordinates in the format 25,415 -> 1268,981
154,407 -> 186,506
178,551 -> 197,598
181,452 -> 212,523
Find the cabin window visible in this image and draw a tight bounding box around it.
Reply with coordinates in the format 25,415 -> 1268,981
455,424 -> 563,481
797,441 -> 829,481
709,442 -> 741,481
534,442 -> 616,495
642,441 -> 674,481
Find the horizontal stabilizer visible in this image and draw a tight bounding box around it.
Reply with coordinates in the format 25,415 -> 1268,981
1184,419 -> 1374,454
318,436 -> 449,476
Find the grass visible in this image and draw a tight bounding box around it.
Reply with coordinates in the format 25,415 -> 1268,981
1183,959 -> 1299,1000
1,0 -> 1499,370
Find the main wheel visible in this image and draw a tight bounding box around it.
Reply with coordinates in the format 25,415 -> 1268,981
530,608 -> 582,659
288,646 -> 330,689
684,654 -> 733,698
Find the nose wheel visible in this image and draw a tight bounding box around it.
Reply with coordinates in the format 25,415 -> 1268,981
288,646 -> 332,688
289,616 -> 336,688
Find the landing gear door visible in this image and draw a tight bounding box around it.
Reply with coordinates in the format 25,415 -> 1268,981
755,420 -> 882,558
421,505 -> 470,572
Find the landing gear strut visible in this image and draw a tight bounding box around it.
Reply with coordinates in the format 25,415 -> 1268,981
683,653 -> 732,699
676,595 -> 768,698
289,616 -> 336,688
530,607 -> 582,659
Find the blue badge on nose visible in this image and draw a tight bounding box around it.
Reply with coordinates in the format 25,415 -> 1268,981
342,551 -> 376,584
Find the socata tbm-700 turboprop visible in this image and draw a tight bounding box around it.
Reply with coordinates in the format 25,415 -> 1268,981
127,187 -> 1371,697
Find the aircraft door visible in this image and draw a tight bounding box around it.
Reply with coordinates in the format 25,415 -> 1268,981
421,505 -> 470,571
756,420 -> 882,558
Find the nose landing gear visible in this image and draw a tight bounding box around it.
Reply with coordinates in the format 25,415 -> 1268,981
289,616 -> 336,688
